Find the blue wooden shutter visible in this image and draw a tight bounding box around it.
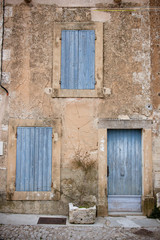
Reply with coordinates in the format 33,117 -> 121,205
61,30 -> 95,89
61,30 -> 79,89
78,30 -> 95,89
16,127 -> 52,191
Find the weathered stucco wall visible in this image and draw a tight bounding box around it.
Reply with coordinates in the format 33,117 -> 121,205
150,0 -> 160,195
0,1 -> 9,199
0,0 -> 159,215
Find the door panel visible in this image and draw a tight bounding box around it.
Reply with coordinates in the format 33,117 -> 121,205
108,195 -> 141,212
107,129 -> 142,212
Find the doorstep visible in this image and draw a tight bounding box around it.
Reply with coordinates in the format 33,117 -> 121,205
108,212 -> 143,217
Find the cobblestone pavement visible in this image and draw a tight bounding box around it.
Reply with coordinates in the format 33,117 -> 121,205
0,224 -> 160,240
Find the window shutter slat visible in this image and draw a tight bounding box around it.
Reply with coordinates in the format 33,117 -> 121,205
30,127 -> 35,191
16,128 -> 21,191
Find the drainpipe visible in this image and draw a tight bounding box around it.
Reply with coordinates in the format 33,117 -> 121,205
0,0 -> 8,96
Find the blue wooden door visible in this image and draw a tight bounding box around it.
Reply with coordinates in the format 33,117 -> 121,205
107,129 -> 142,212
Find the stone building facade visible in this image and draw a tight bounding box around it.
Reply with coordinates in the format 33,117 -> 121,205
0,0 -> 159,216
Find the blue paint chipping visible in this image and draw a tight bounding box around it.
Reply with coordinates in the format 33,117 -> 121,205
16,127 -> 52,191
61,30 -> 95,89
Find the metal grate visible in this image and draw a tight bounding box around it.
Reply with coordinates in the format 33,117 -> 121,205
37,217 -> 66,225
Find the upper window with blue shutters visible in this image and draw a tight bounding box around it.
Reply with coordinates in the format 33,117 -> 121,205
53,22 -> 103,98
61,30 -> 95,90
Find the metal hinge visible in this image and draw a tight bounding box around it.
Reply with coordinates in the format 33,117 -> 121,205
107,166 -> 109,177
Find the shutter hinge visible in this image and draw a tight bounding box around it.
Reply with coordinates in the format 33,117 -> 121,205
95,81 -> 97,85
15,131 -> 17,138
59,80 -> 61,84
95,35 -> 97,40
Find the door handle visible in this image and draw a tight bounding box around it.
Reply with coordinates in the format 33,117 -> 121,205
107,166 -> 109,177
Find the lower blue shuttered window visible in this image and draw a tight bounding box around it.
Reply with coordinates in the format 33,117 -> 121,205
16,127 -> 52,191
61,30 -> 95,89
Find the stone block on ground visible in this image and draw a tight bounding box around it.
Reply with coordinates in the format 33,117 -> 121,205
69,203 -> 96,224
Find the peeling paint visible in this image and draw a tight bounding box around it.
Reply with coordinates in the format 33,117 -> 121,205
4,6 -> 13,18
3,49 -> 11,61
2,125 -> 8,131
2,72 -> 10,84
100,138 -> 104,152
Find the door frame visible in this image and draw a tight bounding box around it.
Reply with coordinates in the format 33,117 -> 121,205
97,119 -> 153,216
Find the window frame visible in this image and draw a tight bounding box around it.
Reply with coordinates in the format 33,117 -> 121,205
52,22 -> 103,98
7,119 -> 61,201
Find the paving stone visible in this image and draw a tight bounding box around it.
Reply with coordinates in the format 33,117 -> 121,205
0,223 -> 160,240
